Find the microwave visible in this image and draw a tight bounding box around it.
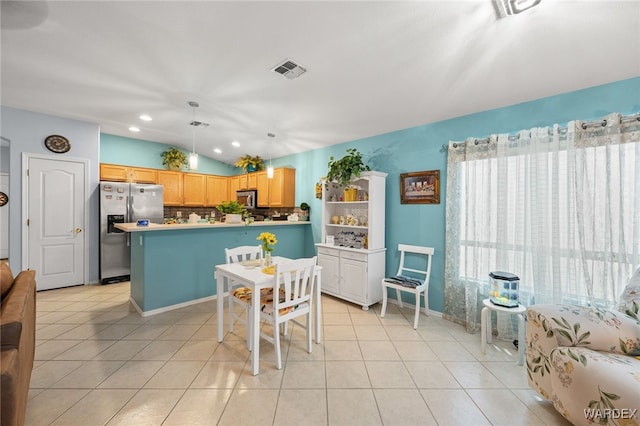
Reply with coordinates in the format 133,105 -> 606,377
236,189 -> 257,209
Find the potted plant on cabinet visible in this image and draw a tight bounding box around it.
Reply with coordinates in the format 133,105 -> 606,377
326,148 -> 370,201
161,147 -> 188,171
299,202 -> 310,221
234,155 -> 265,173
216,200 -> 247,223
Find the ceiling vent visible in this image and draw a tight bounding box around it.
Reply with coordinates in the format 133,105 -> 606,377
272,58 -> 307,79
495,0 -> 542,18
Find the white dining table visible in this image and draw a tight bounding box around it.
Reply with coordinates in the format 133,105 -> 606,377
215,256 -> 322,375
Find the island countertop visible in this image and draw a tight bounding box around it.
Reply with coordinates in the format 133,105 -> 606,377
115,220 -> 310,233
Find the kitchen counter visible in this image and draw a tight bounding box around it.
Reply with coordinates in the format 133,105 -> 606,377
115,221 -> 314,316
114,220 -> 308,232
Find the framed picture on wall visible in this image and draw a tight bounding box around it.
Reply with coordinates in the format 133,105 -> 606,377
400,170 -> 440,204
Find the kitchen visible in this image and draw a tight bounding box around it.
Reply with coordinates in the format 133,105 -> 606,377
98,160 -> 310,312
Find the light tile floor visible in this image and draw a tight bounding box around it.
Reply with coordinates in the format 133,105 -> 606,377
26,282 -> 571,425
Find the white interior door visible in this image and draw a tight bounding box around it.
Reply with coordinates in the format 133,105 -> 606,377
26,156 -> 86,290
0,173 -> 8,259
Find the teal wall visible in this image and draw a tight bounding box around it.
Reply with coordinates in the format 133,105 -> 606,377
101,76 -> 640,313
100,133 -> 235,175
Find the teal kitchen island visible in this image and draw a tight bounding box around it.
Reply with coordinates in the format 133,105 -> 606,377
115,221 -> 314,316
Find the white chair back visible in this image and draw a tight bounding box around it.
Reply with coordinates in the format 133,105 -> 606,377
273,257 -> 317,314
396,243 -> 434,283
225,245 -> 262,264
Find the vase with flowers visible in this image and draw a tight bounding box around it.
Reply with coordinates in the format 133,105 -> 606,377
257,232 -> 277,266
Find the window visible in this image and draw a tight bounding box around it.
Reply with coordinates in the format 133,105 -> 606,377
443,113 -> 640,331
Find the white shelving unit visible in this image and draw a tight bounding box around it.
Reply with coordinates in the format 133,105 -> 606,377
315,171 -> 387,310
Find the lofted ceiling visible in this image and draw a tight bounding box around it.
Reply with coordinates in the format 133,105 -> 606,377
2,1 -> 639,165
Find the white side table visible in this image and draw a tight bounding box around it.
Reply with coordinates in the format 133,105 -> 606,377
480,298 -> 526,365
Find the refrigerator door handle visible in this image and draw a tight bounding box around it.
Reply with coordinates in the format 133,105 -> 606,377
127,194 -> 133,222
126,194 -> 132,247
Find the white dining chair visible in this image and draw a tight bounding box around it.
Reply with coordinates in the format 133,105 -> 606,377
225,245 -> 262,348
251,256 -> 317,369
380,244 -> 434,329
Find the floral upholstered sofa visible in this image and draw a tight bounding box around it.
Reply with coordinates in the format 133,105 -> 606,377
525,267 -> 640,426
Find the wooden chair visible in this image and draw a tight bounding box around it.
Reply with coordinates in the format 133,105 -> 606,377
225,245 -> 262,348
380,244 -> 434,329
252,257 -> 317,369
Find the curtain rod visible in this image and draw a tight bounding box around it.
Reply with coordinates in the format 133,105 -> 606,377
441,112 -> 640,152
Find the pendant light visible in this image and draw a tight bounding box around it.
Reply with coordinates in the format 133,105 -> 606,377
188,101 -> 199,170
267,132 -> 275,179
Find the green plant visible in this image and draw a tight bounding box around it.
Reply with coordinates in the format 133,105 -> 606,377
326,148 -> 370,188
300,202 -> 310,211
160,147 -> 188,170
234,154 -> 265,172
216,200 -> 246,215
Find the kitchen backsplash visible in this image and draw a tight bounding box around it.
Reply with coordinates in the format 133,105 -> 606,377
163,206 -> 295,221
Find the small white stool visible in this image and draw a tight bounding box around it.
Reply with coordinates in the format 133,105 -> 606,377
480,298 -> 526,365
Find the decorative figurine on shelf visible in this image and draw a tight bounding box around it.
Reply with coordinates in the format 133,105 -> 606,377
257,232 -> 277,266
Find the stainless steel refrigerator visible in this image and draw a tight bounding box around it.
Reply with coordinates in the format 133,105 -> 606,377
99,182 -> 164,284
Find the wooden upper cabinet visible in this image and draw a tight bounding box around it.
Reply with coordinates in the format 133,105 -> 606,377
100,164 -> 128,181
235,173 -> 257,190
100,163 -> 294,208
100,163 -> 157,183
272,167 -> 296,207
156,171 -> 183,206
131,168 -> 157,183
206,175 -> 229,206
256,171 -> 269,207
228,175 -> 240,199
183,173 -> 206,206
256,167 -> 296,208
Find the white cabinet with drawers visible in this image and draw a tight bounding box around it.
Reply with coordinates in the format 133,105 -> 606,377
315,171 -> 387,309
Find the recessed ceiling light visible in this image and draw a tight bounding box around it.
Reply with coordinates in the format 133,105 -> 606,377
232,141 -> 240,147
139,114 -> 152,121
129,126 -> 140,132
214,148 -> 222,154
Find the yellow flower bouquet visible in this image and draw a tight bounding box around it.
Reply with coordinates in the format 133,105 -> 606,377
257,232 -> 277,267
257,232 -> 277,252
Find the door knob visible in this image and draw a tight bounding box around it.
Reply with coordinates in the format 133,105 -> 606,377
75,228 -> 82,233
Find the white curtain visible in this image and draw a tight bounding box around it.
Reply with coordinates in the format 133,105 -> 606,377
443,112 -> 640,333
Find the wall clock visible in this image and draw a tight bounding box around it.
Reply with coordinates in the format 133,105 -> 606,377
44,135 -> 71,154
0,192 -> 8,207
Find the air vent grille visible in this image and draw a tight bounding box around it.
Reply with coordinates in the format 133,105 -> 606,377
272,58 -> 307,79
